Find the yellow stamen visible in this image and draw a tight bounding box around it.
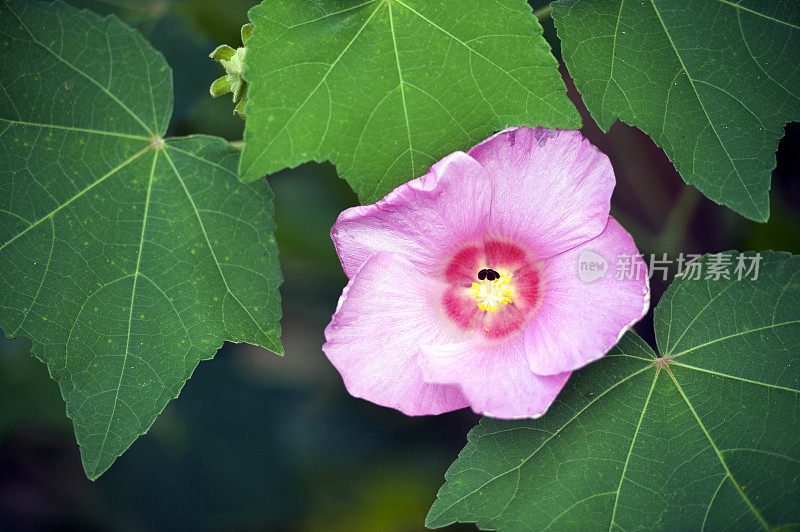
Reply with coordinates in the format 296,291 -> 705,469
469,274 -> 514,312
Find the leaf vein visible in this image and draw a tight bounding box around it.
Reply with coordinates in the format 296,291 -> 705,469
667,368 -> 770,530
162,150 -> 276,345
648,0 -> 762,217
388,1 -> 415,176
241,0 -> 384,177
608,367 -> 660,531
671,361 -> 799,393
92,148 -> 158,477
394,0 -> 572,123
0,144 -> 151,253
429,364 -> 652,522
5,2 -> 154,136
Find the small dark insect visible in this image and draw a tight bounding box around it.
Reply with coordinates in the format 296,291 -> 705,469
585,392 -> 594,397
478,268 -> 500,281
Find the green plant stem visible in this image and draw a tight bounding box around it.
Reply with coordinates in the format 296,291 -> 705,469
229,140 -> 244,150
534,4 -> 552,22
612,210 -> 656,251
655,186 -> 701,254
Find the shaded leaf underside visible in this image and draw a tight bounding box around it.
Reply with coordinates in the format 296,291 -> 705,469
554,0 -> 800,221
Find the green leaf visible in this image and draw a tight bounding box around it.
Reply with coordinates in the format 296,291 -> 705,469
553,0 -> 800,222
240,22 -> 253,45
210,44 -> 237,62
0,0 -> 282,480
210,75 -> 233,97
427,251 -> 800,530
240,0 -> 580,202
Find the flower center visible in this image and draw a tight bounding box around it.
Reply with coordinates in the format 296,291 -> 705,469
440,240 -> 541,341
469,272 -> 514,312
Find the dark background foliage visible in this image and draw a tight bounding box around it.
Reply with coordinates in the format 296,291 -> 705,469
1,0 -> 797,529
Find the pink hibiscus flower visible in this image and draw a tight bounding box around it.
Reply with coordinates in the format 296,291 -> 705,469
323,127 -> 649,418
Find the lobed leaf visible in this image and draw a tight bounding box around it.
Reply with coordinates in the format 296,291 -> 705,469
0,0 -> 282,479
240,0 -> 580,202
553,0 -> 800,222
427,251 -> 800,530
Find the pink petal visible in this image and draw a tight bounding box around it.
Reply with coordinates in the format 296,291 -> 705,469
525,217 -> 650,375
484,240 -> 527,270
323,252 -> 469,415
481,303 -> 525,340
332,152 -> 491,279
444,244 -> 484,286
442,284 -> 483,331
418,338 -> 571,419
469,127 -> 614,260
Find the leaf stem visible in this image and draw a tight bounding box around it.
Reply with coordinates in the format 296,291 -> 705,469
229,140 -> 245,150
655,186 -> 701,254
534,4 -> 552,22
612,210 -> 656,251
